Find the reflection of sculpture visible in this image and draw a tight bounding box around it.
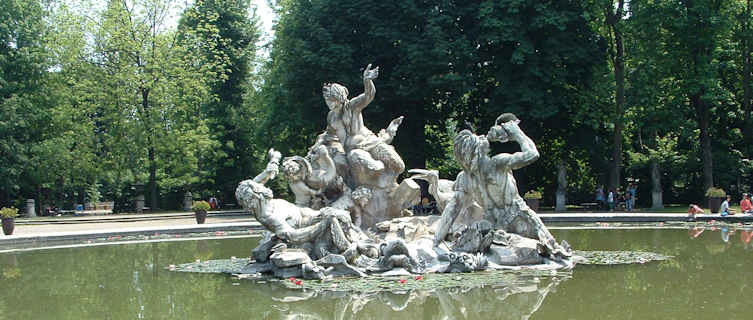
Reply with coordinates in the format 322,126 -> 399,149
235,67 -> 573,280
249,274 -> 567,319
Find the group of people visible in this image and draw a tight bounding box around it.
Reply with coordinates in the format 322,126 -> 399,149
595,184 -> 637,212
688,193 -> 753,217
720,193 -> 753,216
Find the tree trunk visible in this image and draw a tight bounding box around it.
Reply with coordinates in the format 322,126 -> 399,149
148,144 -> 158,211
650,161 -> 663,209
555,162 -> 567,212
693,94 -> 714,191
743,0 -> 753,156
37,186 -> 43,216
142,88 -> 159,211
607,1 -> 625,193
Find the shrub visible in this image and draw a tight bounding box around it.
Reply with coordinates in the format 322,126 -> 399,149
192,200 -> 210,212
705,187 -> 726,198
0,207 -> 19,218
524,190 -> 543,199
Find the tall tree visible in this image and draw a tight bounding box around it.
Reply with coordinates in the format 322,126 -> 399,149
70,0 -> 218,209
262,0 -> 603,193
738,0 -> 752,155
178,0 -> 261,201
262,0 -> 461,170
603,0 -> 627,193
0,0 -> 49,205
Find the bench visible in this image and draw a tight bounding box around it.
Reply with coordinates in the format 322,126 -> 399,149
580,202 -> 599,211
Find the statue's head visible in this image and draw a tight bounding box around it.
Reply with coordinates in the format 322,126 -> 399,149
235,180 -> 272,215
351,186 -> 372,208
282,156 -> 310,181
322,83 -> 348,110
487,113 -> 519,143
454,130 -> 489,171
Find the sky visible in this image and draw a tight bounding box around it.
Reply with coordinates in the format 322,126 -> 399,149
252,0 -> 276,46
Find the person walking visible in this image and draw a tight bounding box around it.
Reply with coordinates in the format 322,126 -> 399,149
628,183 -> 637,211
595,186 -> 605,210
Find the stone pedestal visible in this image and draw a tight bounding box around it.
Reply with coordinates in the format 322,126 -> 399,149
26,199 -> 36,217
555,191 -> 566,212
183,192 -> 193,211
135,195 -> 145,213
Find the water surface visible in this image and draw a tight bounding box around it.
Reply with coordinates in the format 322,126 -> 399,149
1,226 -> 751,319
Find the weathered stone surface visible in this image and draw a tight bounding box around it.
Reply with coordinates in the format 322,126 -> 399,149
273,265 -> 304,279
374,215 -> 441,242
271,249 -> 311,268
316,254 -> 367,277
239,261 -> 274,274
487,238 -> 544,266
252,232 -> 278,262
231,67 -> 575,280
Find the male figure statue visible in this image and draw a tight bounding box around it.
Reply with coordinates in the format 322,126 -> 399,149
322,64 -> 405,179
434,114 -> 569,259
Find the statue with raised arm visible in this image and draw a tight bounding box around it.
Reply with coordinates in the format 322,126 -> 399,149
433,114 -> 571,260
232,71 -> 578,281
322,64 -> 405,181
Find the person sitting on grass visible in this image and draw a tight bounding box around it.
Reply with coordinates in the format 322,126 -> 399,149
739,193 -> 752,214
720,195 -> 736,216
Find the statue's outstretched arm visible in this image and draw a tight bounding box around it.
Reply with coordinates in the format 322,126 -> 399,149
276,222 -> 328,244
253,148 -> 282,184
491,122 -> 539,170
348,64 -> 378,112
378,116 -> 404,144
434,190 -> 466,246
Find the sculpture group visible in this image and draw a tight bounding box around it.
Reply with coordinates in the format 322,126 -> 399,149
235,65 -> 573,279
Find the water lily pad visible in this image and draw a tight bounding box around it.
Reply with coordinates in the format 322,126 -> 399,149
170,258 -> 251,273
169,250 -> 671,292
574,250 -> 672,265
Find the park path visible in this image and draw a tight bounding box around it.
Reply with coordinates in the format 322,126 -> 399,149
2,210 -> 751,248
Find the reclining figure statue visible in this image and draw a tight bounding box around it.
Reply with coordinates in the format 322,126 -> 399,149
236,149 -> 370,262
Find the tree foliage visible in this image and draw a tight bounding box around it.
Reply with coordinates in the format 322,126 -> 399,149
3,0 -> 753,210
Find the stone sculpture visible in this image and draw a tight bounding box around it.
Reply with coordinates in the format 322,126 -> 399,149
433,113 -> 571,261
236,65 -> 574,280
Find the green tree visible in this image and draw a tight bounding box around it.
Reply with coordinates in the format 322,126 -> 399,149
178,0 -> 261,201
261,0 -> 462,171
0,0 -> 50,206
55,0 -> 219,210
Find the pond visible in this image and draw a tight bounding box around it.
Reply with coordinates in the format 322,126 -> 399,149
1,225 -> 751,319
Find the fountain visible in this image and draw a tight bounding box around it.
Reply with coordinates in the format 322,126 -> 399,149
234,65 -> 574,279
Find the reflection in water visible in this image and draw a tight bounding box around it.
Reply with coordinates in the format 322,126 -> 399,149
3,229 -> 753,319
741,230 -> 753,249
267,274 -> 567,319
687,225 -> 753,246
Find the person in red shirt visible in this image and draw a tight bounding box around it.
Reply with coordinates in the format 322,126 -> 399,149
740,193 -> 753,214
